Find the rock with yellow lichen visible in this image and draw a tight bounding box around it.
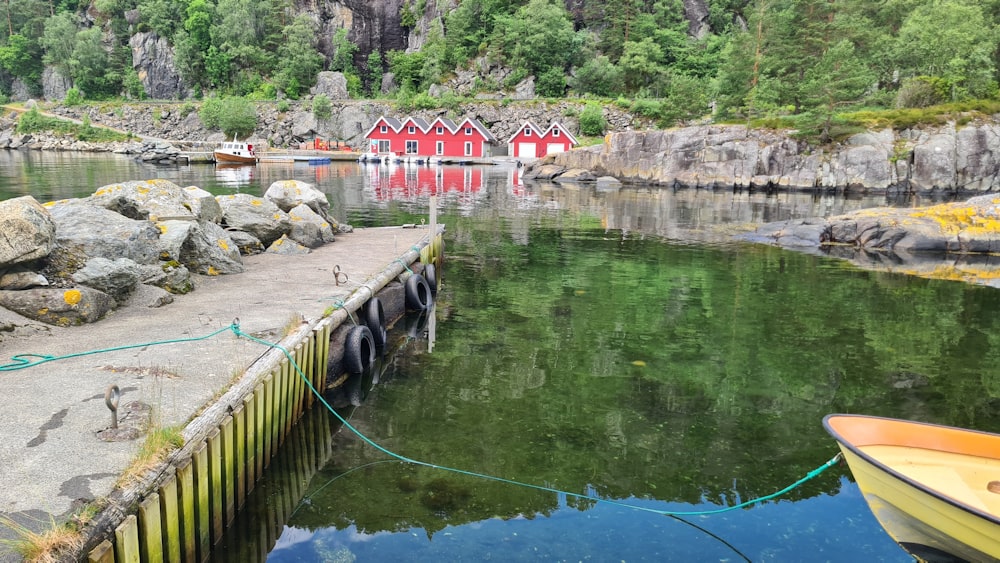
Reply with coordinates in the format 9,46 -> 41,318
0,286 -> 114,325
748,194 -> 1000,254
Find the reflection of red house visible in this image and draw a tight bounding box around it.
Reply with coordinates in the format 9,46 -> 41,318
366,163 -> 484,203
362,115 -> 497,159
507,121 -> 578,159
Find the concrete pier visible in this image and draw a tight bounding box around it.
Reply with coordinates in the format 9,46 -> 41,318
0,224 -> 441,562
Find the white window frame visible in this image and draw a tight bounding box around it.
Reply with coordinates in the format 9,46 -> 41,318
380,125 -> 387,133
465,127 -> 473,135
436,126 -> 444,134
436,141 -> 444,155
464,141 -> 473,156
377,139 -> 390,153
553,128 -> 561,137
405,140 -> 419,154
525,128 -> 532,137
408,126 -> 415,134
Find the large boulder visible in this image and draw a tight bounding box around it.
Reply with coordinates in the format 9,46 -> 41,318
177,221 -> 244,275
216,194 -> 292,247
46,201 -> 161,272
287,204 -> 335,248
0,196 -> 55,267
264,180 -> 331,221
89,179 -> 200,221
72,257 -> 142,303
311,71 -> 350,100
0,286 -> 114,326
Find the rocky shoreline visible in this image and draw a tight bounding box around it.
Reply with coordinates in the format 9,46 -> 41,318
0,179 -> 350,332
527,120 -> 1000,194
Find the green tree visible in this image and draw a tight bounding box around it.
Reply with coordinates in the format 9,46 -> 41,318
579,101 -> 606,136
570,54 -> 624,97
366,50 -> 383,96
200,95 -> 257,137
801,39 -> 874,141
492,0 -> 577,80
619,37 -> 665,94
40,12 -> 75,75
893,0 -> 998,101
0,32 -> 42,84
312,93 -> 332,120
329,28 -> 357,74
275,14 -> 323,97
71,27 -> 115,98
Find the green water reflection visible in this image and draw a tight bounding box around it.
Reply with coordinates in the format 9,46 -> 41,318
257,211 -> 1000,561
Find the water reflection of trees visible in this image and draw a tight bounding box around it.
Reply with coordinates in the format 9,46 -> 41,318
285,214 -> 1000,539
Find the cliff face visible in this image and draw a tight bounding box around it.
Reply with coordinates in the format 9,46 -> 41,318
547,122 -> 1000,193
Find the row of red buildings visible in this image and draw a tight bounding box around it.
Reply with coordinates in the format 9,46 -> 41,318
362,116 -> 578,161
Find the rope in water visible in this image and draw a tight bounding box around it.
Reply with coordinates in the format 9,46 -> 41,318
0,320 -> 842,518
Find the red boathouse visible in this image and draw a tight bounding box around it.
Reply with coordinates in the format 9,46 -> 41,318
507,121 -> 579,159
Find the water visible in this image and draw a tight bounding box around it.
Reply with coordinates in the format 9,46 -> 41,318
3,152 -> 998,562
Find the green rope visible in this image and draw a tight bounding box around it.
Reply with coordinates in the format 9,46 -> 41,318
0,325 -> 232,372
395,258 -> 414,274
0,320 -> 842,518
230,324 -> 843,518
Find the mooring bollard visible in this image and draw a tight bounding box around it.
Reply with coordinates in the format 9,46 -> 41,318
104,384 -> 120,430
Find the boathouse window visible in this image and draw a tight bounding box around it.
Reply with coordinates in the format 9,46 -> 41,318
408,126 -> 415,133
464,141 -> 473,156
436,127 -> 444,134
406,140 -> 418,154
380,125 -> 387,133
378,140 -> 390,153
525,128 -> 532,136
436,141 -> 444,155
465,127 -> 472,135
553,129 -> 561,137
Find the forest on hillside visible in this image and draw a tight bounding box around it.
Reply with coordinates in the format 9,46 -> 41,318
1,0 -> 998,136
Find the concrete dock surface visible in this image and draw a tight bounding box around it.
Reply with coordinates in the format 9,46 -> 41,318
0,225 -> 435,561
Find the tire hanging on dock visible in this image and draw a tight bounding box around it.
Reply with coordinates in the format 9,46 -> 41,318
424,263 -> 438,296
405,273 -> 433,311
363,297 -> 387,350
343,324 -> 375,374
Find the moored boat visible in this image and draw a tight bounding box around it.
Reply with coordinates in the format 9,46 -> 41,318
214,134 -> 258,164
823,414 -> 1000,562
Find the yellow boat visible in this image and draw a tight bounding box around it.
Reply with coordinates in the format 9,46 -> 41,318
823,414 -> 1000,562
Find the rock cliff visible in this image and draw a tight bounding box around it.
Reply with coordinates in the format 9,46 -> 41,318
539,121 -> 1000,194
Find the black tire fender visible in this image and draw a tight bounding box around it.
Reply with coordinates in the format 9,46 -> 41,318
343,324 -> 375,374
405,273 -> 433,311
363,297 -> 387,350
424,263 -> 438,296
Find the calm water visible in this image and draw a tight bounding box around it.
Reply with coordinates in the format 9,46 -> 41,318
3,152 -> 999,562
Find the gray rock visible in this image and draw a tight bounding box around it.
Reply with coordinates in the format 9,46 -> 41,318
311,71 -> 350,100
554,169 -> 597,183
0,286 -> 114,326
88,179 -> 197,221
72,257 -> 141,303
226,230 -> 265,256
137,262 -> 193,294
178,221 -> 244,275
0,196 -> 55,267
129,32 -> 186,99
264,179 -> 331,220
122,284 -> 174,308
265,234 -> 311,255
216,193 -> 291,247
42,67 -> 72,101
47,201 -> 161,267
287,204 -> 335,248
0,267 -> 49,290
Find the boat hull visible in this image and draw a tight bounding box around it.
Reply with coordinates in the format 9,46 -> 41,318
214,151 -> 257,164
824,414 -> 1000,561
